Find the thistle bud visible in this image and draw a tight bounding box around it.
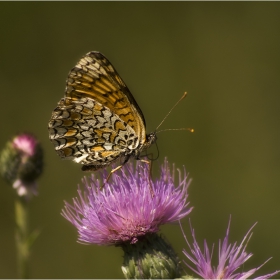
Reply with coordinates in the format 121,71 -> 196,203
0,133 -> 43,197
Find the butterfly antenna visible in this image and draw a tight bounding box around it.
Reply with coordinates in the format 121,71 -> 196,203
156,127 -> 194,133
155,92 -> 188,131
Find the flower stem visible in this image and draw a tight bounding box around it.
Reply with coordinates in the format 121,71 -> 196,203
15,197 -> 29,278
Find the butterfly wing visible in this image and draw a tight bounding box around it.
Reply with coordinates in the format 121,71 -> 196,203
65,51 -> 146,145
49,51 -> 150,169
49,97 -> 140,170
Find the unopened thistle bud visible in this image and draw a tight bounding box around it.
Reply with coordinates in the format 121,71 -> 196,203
0,133 -> 43,197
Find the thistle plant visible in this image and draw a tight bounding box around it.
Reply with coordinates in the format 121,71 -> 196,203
0,133 -> 43,198
181,217 -> 280,279
62,158 -> 279,279
62,158 -> 192,278
0,133 -> 44,278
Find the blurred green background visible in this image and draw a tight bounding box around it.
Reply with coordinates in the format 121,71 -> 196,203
1,2 -> 280,278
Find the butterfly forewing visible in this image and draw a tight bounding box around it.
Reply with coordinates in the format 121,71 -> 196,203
65,52 -> 146,140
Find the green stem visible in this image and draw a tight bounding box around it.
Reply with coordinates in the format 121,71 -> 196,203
15,197 -> 29,278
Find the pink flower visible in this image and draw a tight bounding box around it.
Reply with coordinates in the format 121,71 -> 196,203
62,158 -> 193,245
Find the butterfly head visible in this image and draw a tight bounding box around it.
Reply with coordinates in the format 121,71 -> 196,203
146,132 -> 157,148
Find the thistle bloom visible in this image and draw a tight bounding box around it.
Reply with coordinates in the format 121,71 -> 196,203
62,158 -> 193,245
181,218 -> 279,279
13,134 -> 38,157
0,133 -> 43,197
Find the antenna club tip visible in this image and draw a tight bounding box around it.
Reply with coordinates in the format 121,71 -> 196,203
189,128 -> 194,133
183,92 -> 188,98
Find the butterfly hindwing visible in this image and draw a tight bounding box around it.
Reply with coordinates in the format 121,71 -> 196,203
49,96 -> 140,169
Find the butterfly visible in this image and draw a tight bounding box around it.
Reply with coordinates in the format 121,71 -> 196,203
48,51 -> 157,172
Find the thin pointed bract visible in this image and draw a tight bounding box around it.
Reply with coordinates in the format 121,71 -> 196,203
62,158 -> 193,245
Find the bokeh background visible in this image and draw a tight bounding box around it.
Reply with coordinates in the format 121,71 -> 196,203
1,2 -> 280,278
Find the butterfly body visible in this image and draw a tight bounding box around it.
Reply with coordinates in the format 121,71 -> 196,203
48,51 -> 156,171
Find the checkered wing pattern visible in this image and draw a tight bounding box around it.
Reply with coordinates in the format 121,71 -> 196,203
48,51 -> 149,171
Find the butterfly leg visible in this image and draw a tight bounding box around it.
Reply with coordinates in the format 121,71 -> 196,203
100,164 -> 123,190
82,163 -> 124,191
98,155 -> 131,190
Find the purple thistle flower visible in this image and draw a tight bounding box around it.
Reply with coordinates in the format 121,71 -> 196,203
181,217 -> 279,279
62,158 -> 193,245
13,134 -> 38,157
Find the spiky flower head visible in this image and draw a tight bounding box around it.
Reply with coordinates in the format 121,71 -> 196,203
0,133 -> 43,197
181,217 -> 279,279
62,158 -> 192,278
62,158 -> 193,245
